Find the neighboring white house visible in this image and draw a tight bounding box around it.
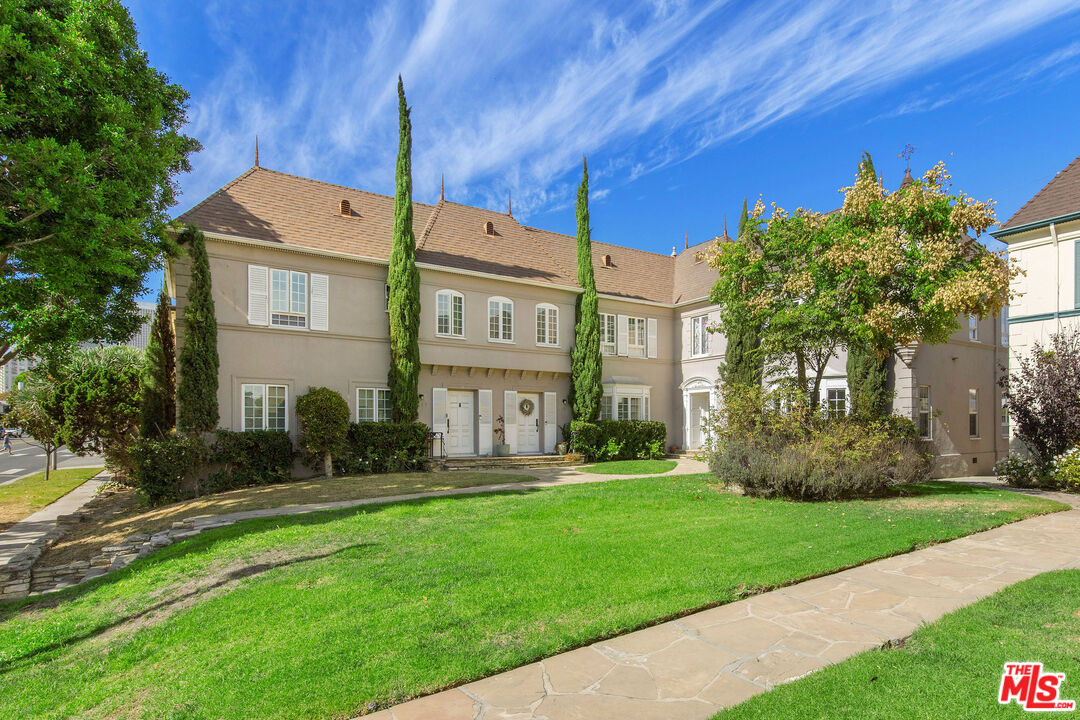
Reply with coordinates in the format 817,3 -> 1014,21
992,154 -> 1080,367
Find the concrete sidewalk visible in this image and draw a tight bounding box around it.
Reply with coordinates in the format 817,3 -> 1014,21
0,474 -> 107,563
367,501 -> 1080,720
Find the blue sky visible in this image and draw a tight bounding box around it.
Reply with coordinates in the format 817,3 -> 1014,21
128,0 -> 1080,298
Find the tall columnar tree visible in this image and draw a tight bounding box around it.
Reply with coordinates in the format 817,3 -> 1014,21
845,153 -> 890,419
176,225 -> 219,432
570,157 -> 603,421
387,76 -> 421,423
0,0 -> 199,365
717,198 -> 764,388
140,287 -> 177,438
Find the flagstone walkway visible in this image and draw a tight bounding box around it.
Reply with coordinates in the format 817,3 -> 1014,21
365,495 -> 1080,720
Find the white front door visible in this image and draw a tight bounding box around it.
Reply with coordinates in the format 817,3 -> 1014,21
447,390 -> 475,456
516,392 -> 541,454
689,392 -> 711,450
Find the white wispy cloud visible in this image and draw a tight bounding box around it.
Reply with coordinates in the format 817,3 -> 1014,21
167,0 -> 1080,218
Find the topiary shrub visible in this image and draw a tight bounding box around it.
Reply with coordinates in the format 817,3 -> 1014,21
568,420 -> 667,461
295,387 -> 350,477
129,433 -> 207,506
335,421 -> 429,474
207,429 -> 294,492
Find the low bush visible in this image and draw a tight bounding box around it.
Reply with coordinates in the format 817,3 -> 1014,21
1052,447 -> 1080,492
993,454 -> 1046,488
129,433 -> 208,506
710,420 -> 931,501
334,422 -> 429,474
295,387 -> 350,477
568,420 -> 667,461
207,429 -> 294,492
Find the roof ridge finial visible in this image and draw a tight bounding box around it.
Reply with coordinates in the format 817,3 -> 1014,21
254,135 -> 259,168
508,190 -> 512,217
684,231 -> 688,250
899,143 -> 916,171
440,174 -> 444,202
724,215 -> 728,238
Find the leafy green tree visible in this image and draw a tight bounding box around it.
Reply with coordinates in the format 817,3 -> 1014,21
57,346 -> 143,479
386,77 -> 421,423
0,0 -> 199,365
717,198 -> 764,389
7,368 -> 64,479
140,287 -> 177,439
295,387 -> 350,478
176,226 -> 219,432
570,157 -> 603,421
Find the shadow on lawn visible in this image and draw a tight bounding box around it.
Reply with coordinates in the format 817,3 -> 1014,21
0,542 -> 376,672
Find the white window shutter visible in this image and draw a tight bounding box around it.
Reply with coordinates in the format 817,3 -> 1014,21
431,388 -> 448,455
478,389 -> 493,456
248,265 -> 269,326
309,273 -> 329,331
503,390 -> 518,454
543,392 -> 557,453
617,314 -> 629,356
647,318 -> 658,358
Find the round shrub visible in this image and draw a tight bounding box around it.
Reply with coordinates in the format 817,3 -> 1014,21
993,454 -> 1044,488
1052,447 -> 1080,491
295,387 -> 350,477
129,433 -> 207,506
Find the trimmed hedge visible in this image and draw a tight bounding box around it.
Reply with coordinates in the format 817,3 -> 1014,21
207,429 -> 295,493
568,420 -> 667,461
130,433 -> 207,506
335,422 -> 429,474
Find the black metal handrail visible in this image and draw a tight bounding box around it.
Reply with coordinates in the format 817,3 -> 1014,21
428,431 -> 446,460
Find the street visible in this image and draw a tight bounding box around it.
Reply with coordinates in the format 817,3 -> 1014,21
0,437 -> 102,485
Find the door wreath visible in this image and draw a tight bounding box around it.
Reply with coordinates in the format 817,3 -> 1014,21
519,398 -> 535,416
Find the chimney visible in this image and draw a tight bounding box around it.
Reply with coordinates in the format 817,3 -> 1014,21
340,199 -> 351,216
671,246 -> 677,257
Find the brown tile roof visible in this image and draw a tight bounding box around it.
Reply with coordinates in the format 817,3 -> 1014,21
672,236 -> 726,304
178,167 -> 681,303
998,154 -> 1080,233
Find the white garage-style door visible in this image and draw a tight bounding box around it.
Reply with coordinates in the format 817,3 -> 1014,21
446,390 -> 475,456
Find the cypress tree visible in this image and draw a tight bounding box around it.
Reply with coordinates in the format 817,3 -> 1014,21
140,286 -> 176,438
719,198 -> 764,388
845,152 -> 890,419
846,343 -> 890,419
570,157 -> 603,421
176,225 -> 219,432
386,76 -> 421,423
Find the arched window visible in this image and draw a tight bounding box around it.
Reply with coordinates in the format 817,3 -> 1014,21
536,303 -> 559,346
435,289 -> 465,338
487,296 -> 513,342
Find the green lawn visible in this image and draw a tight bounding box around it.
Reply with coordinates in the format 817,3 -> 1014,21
0,466 -> 103,530
715,569 -> 1080,719
580,459 -> 678,474
0,476 -> 1064,720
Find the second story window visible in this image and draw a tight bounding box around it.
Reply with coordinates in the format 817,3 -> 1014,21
488,297 -> 513,342
271,269 -> 307,328
691,315 -> 709,357
600,313 -> 616,355
628,316 -> 647,358
968,314 -> 979,342
436,290 -> 464,338
1000,308 -> 1008,346
536,303 -> 559,346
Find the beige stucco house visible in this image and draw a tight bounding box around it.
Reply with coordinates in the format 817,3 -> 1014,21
168,165 -> 1006,475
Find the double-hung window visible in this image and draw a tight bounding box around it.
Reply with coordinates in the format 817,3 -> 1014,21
600,395 -> 613,420
1000,308 -> 1008,346
600,313 -> 617,355
271,269 -> 307,328
242,383 -> 288,432
627,316 -> 647,358
968,388 -> 979,438
691,315 -> 709,357
918,386 -> 932,439
357,388 -> 391,422
488,297 -> 513,342
967,314 -> 979,342
436,290 -> 464,338
1001,399 -> 1009,438
826,388 -> 847,419
603,389 -> 650,421
536,304 -> 558,346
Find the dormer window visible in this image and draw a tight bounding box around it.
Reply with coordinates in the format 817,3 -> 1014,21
485,221 -> 495,235
340,199 -> 351,216
602,254 -> 612,267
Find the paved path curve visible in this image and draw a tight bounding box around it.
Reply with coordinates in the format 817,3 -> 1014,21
365,489 -> 1080,720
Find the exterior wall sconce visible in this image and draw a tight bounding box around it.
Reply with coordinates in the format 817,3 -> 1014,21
419,393 -> 425,401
